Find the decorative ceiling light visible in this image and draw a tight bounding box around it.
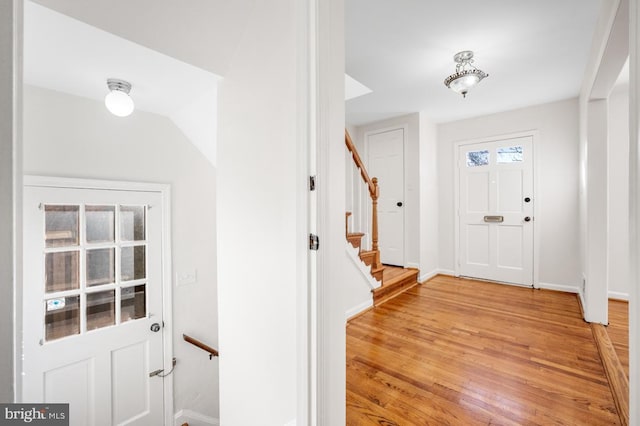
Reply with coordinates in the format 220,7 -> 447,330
444,51 -> 488,98
105,78 -> 134,117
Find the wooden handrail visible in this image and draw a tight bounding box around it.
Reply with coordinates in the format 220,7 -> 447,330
345,130 -> 381,272
345,130 -> 377,197
183,334 -> 219,359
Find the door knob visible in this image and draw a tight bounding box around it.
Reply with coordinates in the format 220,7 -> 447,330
397,202 -> 403,207
150,323 -> 161,332
524,197 -> 531,203
524,216 -> 531,222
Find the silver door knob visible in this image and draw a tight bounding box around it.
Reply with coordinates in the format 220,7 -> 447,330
150,323 -> 161,332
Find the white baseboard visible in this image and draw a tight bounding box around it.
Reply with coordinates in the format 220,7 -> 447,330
406,262 -> 420,269
537,282 -> 579,294
174,409 -> 219,426
608,291 -> 629,301
438,269 -> 456,276
345,299 -> 374,321
419,269 -> 439,283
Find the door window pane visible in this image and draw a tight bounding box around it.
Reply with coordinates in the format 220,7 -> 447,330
45,295 -> 80,341
86,205 -> 115,243
466,150 -> 489,167
45,251 -> 79,293
497,146 -> 523,163
121,285 -> 146,323
120,206 -> 145,241
121,246 -> 146,281
87,290 -> 115,331
86,248 -> 115,287
45,205 -> 79,247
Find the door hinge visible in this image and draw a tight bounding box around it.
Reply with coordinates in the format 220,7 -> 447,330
309,234 -> 319,251
309,175 -> 316,191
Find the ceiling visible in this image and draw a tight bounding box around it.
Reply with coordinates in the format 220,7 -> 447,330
30,0 -> 256,76
23,0 -> 260,166
345,0 -> 604,126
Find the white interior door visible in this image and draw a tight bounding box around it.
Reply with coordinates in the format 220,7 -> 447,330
367,128 -> 405,266
22,184 -> 166,426
458,136 -> 534,285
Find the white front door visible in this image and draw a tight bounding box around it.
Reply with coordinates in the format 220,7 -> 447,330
23,183 -> 166,426
458,136 -> 534,285
367,128 -> 405,266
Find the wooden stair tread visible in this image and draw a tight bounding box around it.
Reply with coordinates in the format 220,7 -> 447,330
347,232 -> 365,238
373,267 -> 419,306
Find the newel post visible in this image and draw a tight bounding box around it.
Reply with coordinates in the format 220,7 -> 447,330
371,177 -> 381,269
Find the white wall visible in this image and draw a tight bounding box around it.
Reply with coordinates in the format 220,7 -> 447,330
22,85 -> 219,419
418,113 -> 439,281
608,85 -> 630,299
438,98 -> 581,290
1,0 -> 22,403
216,1 -> 298,424
352,113 -> 421,268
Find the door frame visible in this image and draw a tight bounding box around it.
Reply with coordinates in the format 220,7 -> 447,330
363,124 -> 408,267
21,175 -> 174,425
453,130 -> 540,288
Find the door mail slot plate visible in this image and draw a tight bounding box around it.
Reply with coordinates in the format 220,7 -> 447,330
484,215 -> 504,223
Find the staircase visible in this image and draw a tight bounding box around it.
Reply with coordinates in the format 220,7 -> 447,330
345,129 -> 419,306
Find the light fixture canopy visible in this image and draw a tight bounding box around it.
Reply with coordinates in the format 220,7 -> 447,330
444,51 -> 488,98
105,78 -> 134,117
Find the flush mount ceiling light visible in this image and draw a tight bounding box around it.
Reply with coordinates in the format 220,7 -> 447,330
105,78 -> 134,117
444,51 -> 488,98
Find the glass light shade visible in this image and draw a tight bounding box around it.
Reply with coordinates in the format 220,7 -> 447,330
105,90 -> 134,117
449,74 -> 480,94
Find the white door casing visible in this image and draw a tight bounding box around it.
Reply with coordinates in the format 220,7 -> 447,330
366,128 -> 405,266
22,177 -> 173,426
457,136 -> 534,286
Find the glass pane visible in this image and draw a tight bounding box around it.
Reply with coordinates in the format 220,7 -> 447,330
121,285 -> 146,323
497,146 -> 524,163
466,150 -> 489,167
45,205 -> 79,247
87,290 -> 115,331
45,295 -> 79,341
121,245 -> 146,281
120,206 -> 145,241
45,251 -> 79,293
86,248 -> 115,287
86,205 -> 115,243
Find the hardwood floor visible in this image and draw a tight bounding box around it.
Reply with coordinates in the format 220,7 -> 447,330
347,275 -> 620,425
608,299 -> 629,378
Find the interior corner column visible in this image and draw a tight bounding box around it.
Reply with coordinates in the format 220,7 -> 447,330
628,0 -> 640,421
585,98 -> 609,324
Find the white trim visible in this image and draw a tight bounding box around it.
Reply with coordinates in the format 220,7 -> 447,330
22,176 -> 174,425
452,130 -> 540,287
363,124 -> 409,267
419,269 -> 439,283
406,262 -> 420,269
346,244 -> 381,290
174,409 -> 219,426
538,282 -> 580,294
345,300 -> 374,322
608,291 -> 630,301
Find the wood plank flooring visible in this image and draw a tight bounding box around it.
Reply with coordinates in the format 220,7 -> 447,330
347,275 -> 620,425
608,299 -> 629,378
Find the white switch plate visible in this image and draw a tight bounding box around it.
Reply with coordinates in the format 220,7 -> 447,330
177,270 -> 197,286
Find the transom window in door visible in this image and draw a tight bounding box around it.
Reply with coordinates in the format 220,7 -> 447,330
496,146 -> 523,163
43,204 -> 148,341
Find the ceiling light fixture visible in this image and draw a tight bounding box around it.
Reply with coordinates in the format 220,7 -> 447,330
105,78 -> 134,117
444,51 -> 488,98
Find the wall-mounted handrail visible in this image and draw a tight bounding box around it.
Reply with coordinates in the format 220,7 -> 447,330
183,334 -> 219,359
